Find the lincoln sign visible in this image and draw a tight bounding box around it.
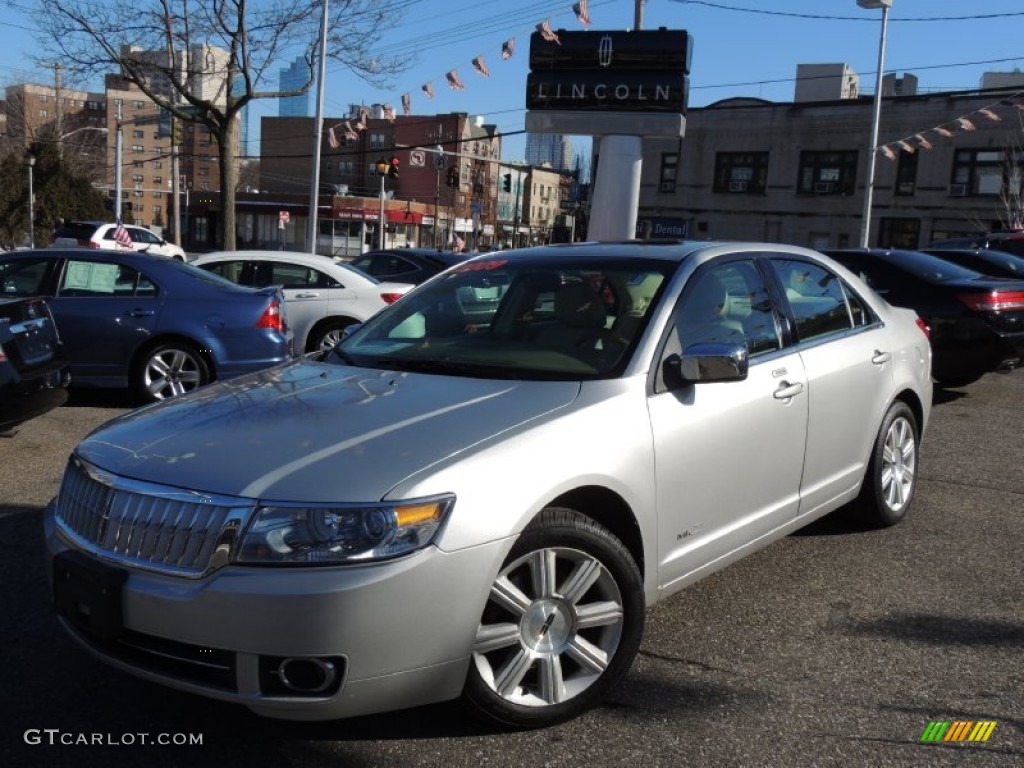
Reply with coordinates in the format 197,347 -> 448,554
527,28 -> 691,113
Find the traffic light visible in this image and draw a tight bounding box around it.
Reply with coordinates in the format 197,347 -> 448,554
171,118 -> 183,146
447,167 -> 459,188
388,156 -> 399,179
502,173 -> 512,193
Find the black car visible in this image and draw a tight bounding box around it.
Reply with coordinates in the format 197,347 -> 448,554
0,296 -> 71,432
348,248 -> 468,285
928,231 -> 1024,258
821,248 -> 1024,387
920,247 -> 1024,279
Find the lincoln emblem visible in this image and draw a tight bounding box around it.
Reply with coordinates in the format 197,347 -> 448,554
598,35 -> 613,68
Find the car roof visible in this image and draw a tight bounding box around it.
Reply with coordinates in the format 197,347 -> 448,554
194,250 -> 337,264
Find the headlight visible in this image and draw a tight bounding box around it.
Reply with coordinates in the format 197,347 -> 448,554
236,495 -> 454,564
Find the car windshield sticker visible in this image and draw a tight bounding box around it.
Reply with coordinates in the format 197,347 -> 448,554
64,262 -> 119,293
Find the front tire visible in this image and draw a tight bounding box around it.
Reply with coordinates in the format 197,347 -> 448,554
854,401 -> 919,527
463,507 -> 644,729
133,341 -> 210,403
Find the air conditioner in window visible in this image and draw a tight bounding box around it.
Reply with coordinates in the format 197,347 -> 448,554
658,181 -> 676,193
814,181 -> 835,194
728,181 -> 748,192
948,183 -> 968,197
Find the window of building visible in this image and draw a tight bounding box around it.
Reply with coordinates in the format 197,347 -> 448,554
153,191 -> 163,199
39,108 -> 49,119
895,151 -> 918,196
797,150 -> 857,195
369,132 -> 386,150
131,144 -> 145,153
132,174 -> 144,183
198,168 -> 209,176
152,161 -> 163,170
133,100 -> 145,109
133,161 -> 144,169
133,129 -> 144,139
152,205 -> 162,217
153,176 -> 163,186
950,148 -> 1022,197
713,152 -> 768,194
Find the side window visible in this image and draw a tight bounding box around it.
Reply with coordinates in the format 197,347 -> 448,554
268,262 -> 316,288
841,281 -> 878,328
201,260 -> 246,285
770,259 -> 852,342
59,261 -> 152,297
0,258 -> 53,296
675,260 -> 781,356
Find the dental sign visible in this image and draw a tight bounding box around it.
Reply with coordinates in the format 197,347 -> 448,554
527,29 -> 691,113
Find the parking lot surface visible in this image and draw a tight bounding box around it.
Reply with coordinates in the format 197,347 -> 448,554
1,375 -> 1021,768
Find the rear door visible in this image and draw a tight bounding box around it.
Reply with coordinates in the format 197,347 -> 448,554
766,258 -> 895,517
250,259 -> 338,351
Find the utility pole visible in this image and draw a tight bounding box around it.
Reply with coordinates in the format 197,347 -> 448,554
172,116 -> 182,246
307,0 -> 330,255
114,101 -> 123,222
54,63 -> 64,151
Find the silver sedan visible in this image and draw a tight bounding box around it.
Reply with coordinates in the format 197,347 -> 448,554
44,241 -> 932,729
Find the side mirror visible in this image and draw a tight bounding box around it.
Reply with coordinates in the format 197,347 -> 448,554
663,342 -> 748,390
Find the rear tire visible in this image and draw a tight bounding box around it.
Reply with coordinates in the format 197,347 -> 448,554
307,319 -> 352,352
854,401 -> 919,527
133,341 -> 210,403
463,507 -> 644,729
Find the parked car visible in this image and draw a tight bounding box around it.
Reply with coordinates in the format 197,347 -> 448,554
51,220 -> 188,261
920,247 -> 1024,279
44,241 -> 932,728
192,250 -> 414,352
821,248 -> 1024,387
0,296 -> 70,432
349,247 -> 469,285
928,230 -> 1024,259
0,249 -> 293,403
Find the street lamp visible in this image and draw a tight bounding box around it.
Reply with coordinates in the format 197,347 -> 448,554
376,158 -> 389,250
857,0 -> 892,248
26,154 -> 36,249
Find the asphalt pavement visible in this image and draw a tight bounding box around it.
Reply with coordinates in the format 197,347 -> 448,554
1,375 -> 1021,768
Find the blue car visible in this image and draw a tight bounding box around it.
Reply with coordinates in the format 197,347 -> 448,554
0,249 -> 293,402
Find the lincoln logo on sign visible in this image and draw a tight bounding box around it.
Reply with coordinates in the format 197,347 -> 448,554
527,29 -> 690,114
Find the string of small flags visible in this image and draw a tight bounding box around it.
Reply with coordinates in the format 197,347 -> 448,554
877,92 -> 1024,160
324,0 -> 591,143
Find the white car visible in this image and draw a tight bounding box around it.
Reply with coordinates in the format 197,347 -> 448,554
192,250 -> 415,352
50,221 -> 188,261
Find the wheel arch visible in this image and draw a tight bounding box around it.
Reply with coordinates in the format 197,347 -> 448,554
546,485 -> 645,581
892,387 -> 925,438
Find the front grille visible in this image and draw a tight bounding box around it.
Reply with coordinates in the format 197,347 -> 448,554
55,456 -> 254,577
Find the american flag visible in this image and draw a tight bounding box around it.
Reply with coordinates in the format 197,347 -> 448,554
956,117 -> 976,131
978,108 -> 1001,122
537,20 -> 560,44
328,126 -> 340,149
573,1 -> 591,27
422,82 -> 434,100
471,55 -> 490,78
401,93 -> 412,115
915,134 -> 933,150
382,104 -> 396,121
501,38 -> 515,60
113,221 -> 132,248
446,70 -> 465,90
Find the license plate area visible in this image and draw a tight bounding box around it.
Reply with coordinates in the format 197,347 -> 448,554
53,550 -> 127,640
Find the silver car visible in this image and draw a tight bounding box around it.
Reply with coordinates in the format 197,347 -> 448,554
45,241 -> 932,728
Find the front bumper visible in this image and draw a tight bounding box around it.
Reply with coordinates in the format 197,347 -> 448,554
45,504 -> 506,720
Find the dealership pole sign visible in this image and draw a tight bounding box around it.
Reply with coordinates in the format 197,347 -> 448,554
527,29 -> 690,114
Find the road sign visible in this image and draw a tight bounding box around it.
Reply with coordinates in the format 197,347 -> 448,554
410,150 -> 425,167
432,153 -> 448,169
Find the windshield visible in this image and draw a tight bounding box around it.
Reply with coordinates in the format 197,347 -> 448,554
332,255 -> 674,380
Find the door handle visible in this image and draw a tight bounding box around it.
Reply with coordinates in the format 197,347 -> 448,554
126,309 -> 155,317
773,381 -> 804,400
872,350 -> 892,365
293,292 -> 320,298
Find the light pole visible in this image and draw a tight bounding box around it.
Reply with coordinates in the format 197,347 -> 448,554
26,154 -> 35,248
857,0 -> 892,248
376,158 -> 388,250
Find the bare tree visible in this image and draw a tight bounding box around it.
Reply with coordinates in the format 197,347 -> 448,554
30,0 -> 405,250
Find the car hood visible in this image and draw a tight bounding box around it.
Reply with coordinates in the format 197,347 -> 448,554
75,360 -> 580,501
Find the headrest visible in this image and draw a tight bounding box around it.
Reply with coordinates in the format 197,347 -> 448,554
555,282 -> 607,328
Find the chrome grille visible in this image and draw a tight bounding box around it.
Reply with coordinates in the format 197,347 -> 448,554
55,456 -> 254,578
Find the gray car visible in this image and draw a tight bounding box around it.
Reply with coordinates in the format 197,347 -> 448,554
44,241 -> 932,729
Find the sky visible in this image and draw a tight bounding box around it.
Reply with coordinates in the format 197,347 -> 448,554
2,0 -> 1024,163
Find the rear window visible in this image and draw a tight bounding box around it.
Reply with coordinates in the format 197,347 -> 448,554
53,223 -> 100,241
